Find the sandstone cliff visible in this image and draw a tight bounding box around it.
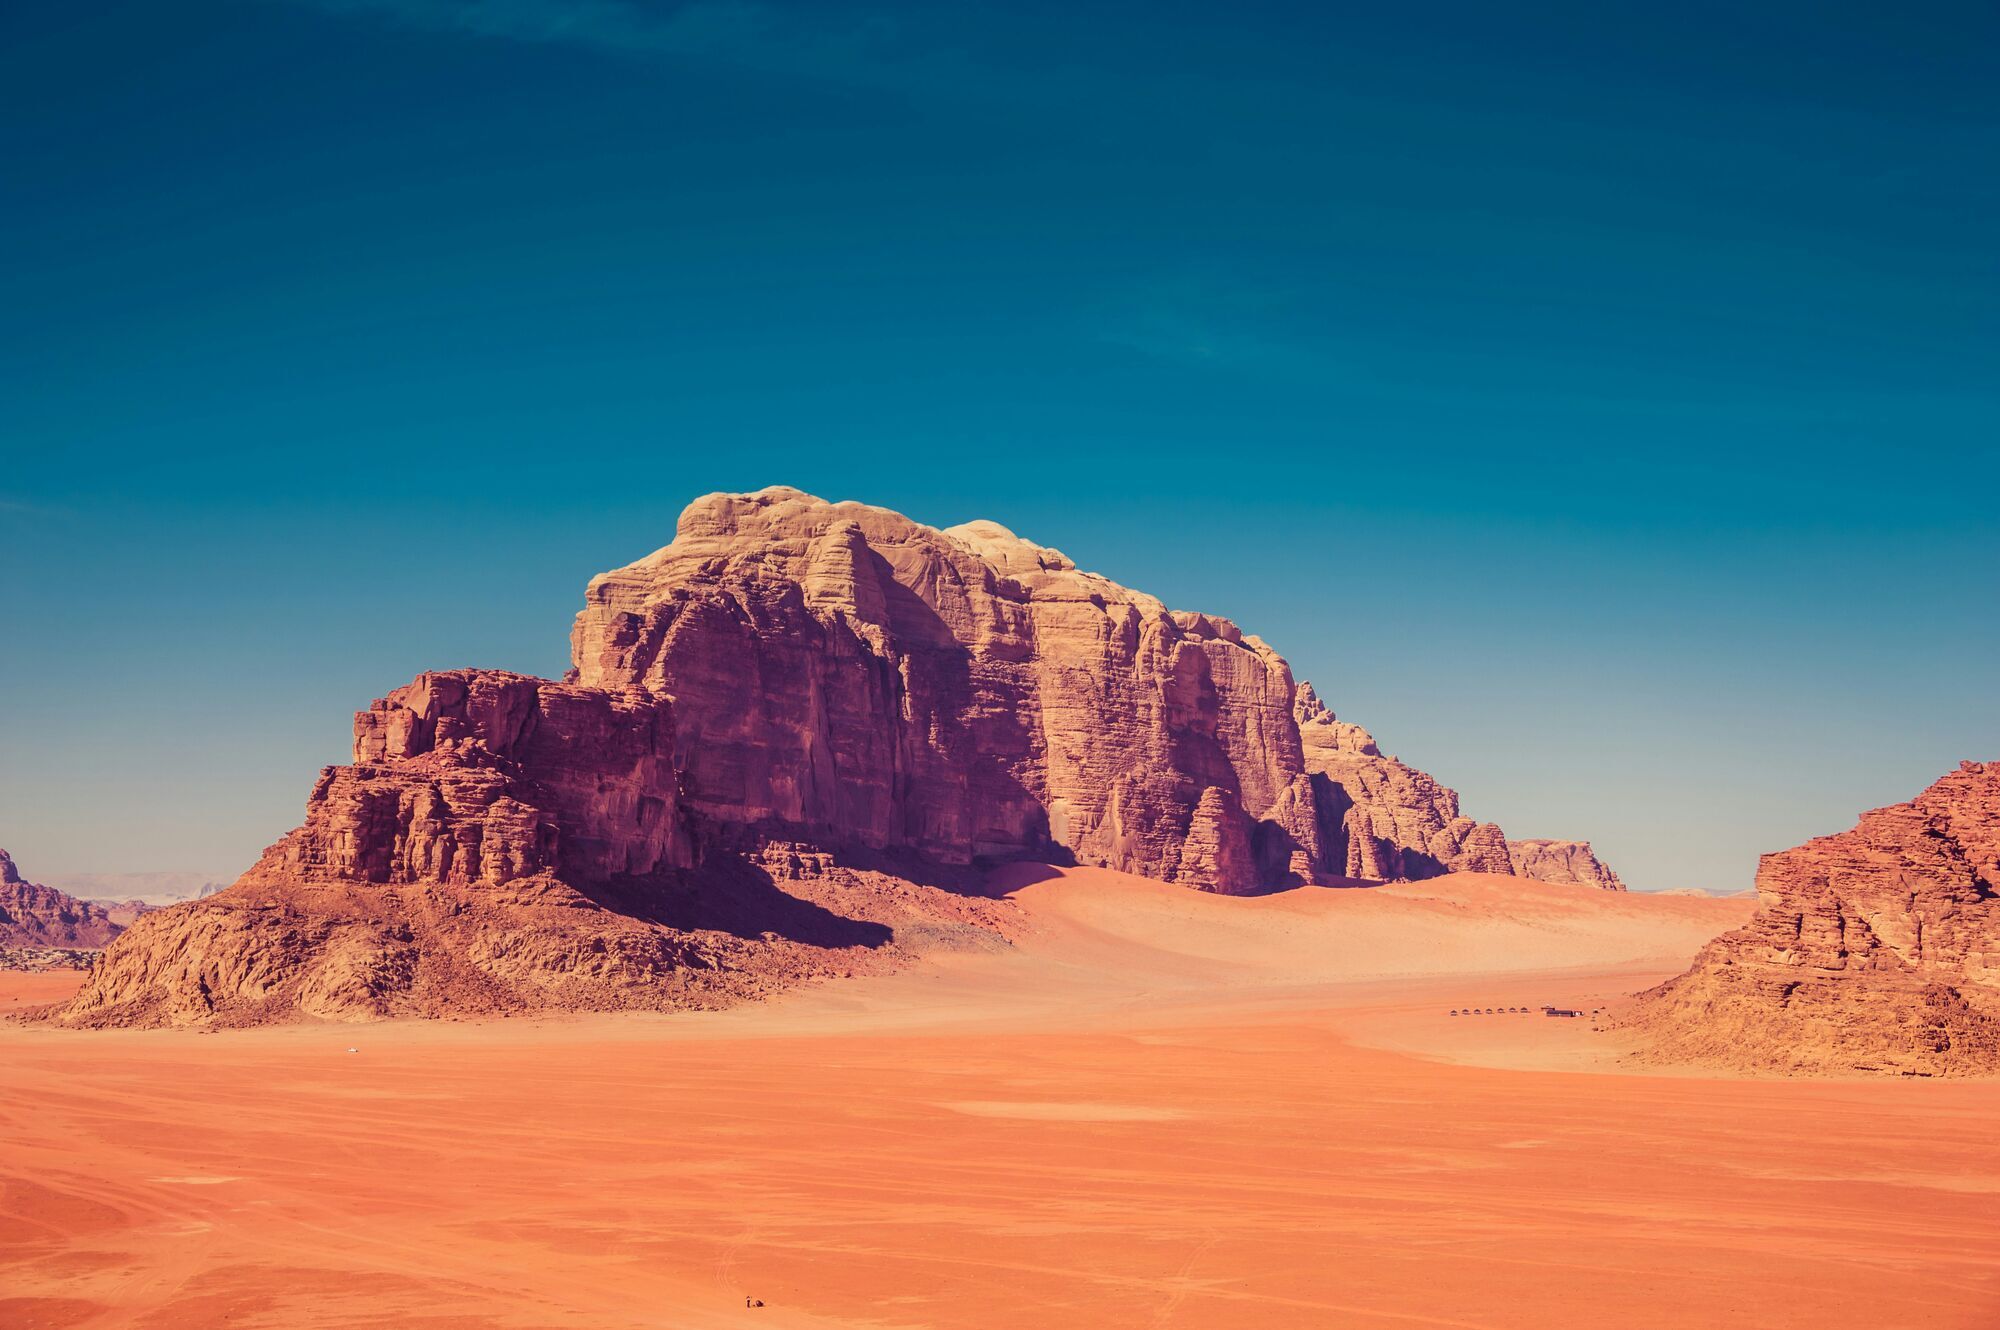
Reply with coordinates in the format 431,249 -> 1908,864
42,487 -> 1621,1028
1507,839 -> 1627,891
571,489 -> 1323,892
1624,761 -> 2000,1076
0,851 -> 123,950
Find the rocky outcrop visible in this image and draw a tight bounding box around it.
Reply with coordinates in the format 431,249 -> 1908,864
0,851 -> 123,950
1293,685 -> 1515,881
48,670 -> 1003,1027
1508,839 -> 1626,891
1624,762 -> 2000,1076
54,847 -> 994,1028
329,669 -> 695,887
42,486 -> 1619,1028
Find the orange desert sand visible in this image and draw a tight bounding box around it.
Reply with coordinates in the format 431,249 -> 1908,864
5,868 -> 1998,1329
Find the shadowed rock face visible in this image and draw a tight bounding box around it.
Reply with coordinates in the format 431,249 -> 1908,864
0,851 -> 122,950
1626,761 -> 2000,1076
41,487 -> 1620,1028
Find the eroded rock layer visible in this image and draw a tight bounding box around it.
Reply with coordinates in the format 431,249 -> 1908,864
1625,761 -> 2000,1076
42,486 -> 1620,1028
0,851 -> 122,950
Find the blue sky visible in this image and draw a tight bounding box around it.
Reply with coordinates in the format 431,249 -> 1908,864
2,1 -> 1995,889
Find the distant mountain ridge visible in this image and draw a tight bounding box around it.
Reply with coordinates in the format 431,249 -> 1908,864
40,871 -> 230,905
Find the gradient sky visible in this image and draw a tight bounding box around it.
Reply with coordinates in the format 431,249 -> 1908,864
3,1 -> 1995,891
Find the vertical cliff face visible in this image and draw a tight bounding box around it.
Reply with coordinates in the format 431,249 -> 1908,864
1626,761 -> 2000,1075
0,851 -> 124,950
571,488 -> 1321,892
330,670 -> 695,886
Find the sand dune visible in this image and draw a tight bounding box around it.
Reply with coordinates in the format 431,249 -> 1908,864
741,867 -> 1750,1048
5,868 -> 1996,1329
990,865 -> 1743,987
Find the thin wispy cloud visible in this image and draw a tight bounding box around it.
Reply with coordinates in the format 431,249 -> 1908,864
262,0 -> 1379,171
1097,306 -> 1319,375
1082,274 -> 1989,433
0,496 -> 74,520
262,0 -> 1299,135
269,0 -> 910,84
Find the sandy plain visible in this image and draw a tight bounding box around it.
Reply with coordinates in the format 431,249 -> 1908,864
4,867 -> 1997,1330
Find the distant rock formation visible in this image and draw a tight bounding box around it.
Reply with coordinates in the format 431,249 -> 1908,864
86,900 -> 158,928
43,487 -> 1621,1028
0,850 -> 123,950
1507,839 -> 1626,891
1625,761 -> 2000,1076
1293,684 -> 1515,880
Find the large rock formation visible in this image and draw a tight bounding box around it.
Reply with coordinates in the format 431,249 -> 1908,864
42,487 -> 1621,1028
1625,761 -> 2000,1076
0,850 -> 123,950
572,488 -> 1607,893
1508,839 -> 1627,891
